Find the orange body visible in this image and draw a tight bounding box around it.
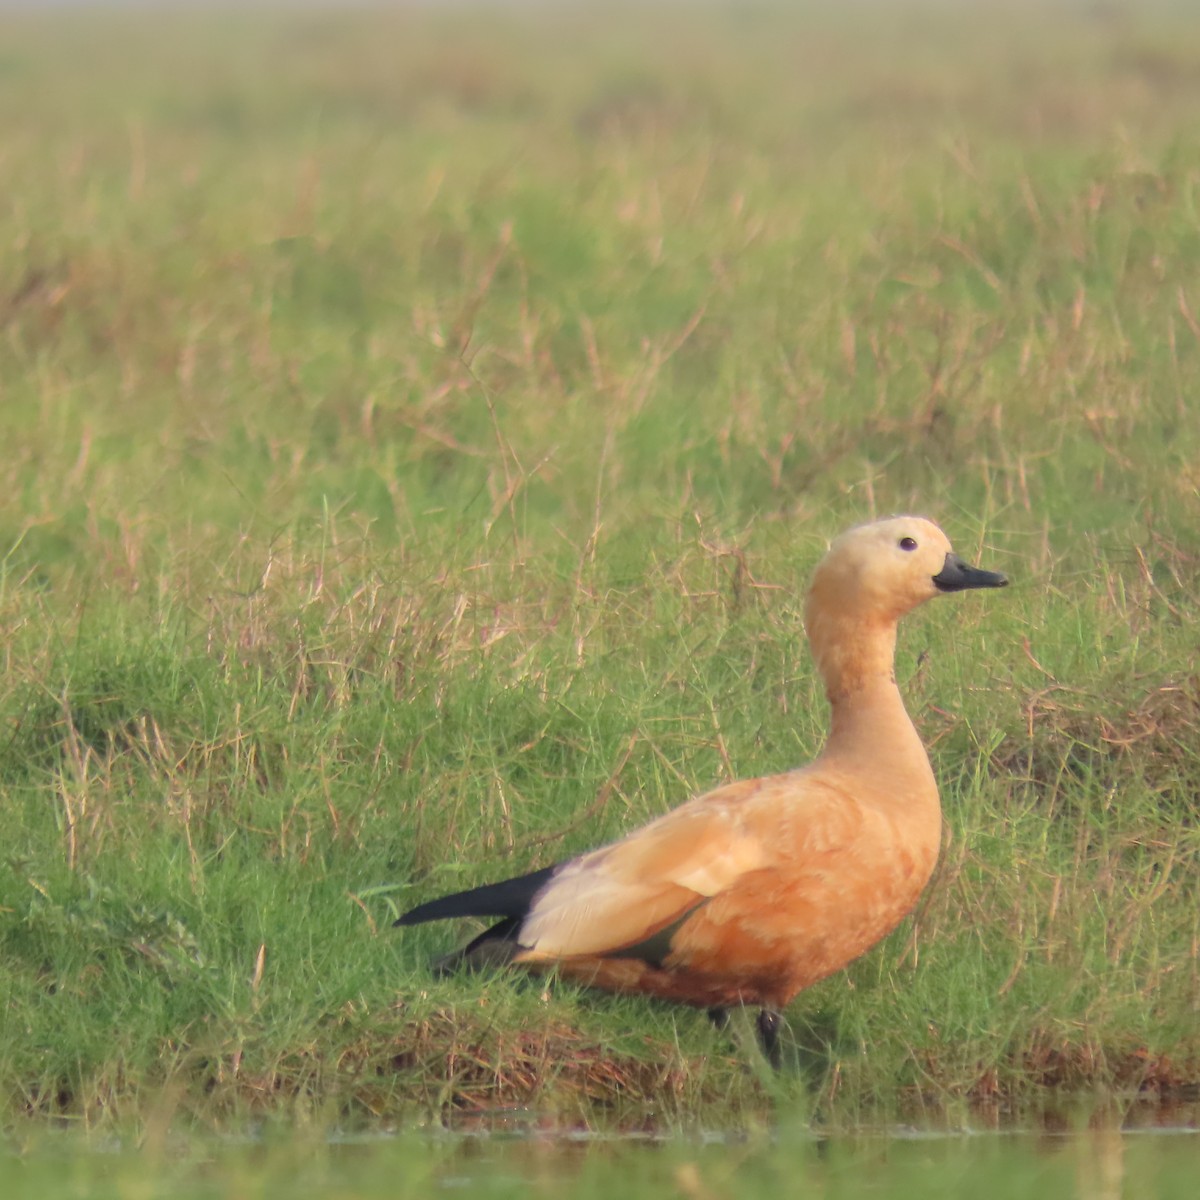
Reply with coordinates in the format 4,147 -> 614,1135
513,675 -> 942,1011
400,517 -> 1006,1021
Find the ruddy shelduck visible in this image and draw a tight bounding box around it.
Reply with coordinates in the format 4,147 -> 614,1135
397,517 -> 1008,1062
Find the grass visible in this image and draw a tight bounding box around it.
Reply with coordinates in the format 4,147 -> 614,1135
1,0 -> 1200,1132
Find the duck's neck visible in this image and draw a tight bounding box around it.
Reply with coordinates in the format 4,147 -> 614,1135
808,612 -> 934,785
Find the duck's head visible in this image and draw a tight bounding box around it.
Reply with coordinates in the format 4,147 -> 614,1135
807,516 -> 1008,628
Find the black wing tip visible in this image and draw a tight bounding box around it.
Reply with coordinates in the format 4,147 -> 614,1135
393,863 -> 560,929
392,894 -> 477,927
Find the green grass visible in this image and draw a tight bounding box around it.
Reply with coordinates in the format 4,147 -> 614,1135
1,0 -> 1199,1131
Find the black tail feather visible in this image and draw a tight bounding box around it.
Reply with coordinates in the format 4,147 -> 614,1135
394,863 -> 559,927
432,916 -> 524,975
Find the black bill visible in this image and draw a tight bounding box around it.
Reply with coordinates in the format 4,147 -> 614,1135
932,552 -> 1009,592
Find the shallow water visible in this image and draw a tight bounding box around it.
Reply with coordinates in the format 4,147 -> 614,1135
5,1104 -> 1198,1200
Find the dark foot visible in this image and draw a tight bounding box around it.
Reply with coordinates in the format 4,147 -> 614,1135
756,1008 -> 783,1070
707,1007 -> 731,1032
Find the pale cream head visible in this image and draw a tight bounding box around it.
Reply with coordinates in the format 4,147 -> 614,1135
803,516 -> 1006,696
809,516 -> 956,624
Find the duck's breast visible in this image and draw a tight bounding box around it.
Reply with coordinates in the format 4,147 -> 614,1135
663,774 -> 942,1005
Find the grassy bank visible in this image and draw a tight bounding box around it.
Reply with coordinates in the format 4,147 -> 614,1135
1,0 -> 1199,1129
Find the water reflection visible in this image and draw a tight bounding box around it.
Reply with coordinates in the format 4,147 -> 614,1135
1074,1125 -> 1124,1200
7,1098 -> 1198,1200
408,1096 -> 1199,1200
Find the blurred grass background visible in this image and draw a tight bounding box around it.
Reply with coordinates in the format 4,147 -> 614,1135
1,0 -> 1199,1127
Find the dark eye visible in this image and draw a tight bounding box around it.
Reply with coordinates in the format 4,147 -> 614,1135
899,537 -> 917,551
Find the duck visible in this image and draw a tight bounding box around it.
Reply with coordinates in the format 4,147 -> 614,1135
396,516 -> 1008,1063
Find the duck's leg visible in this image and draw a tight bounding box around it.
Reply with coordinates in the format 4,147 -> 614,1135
706,1007 -> 730,1032
708,1006 -> 782,1068
756,1009 -> 783,1070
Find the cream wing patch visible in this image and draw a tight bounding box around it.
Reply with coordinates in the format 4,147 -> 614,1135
517,804 -> 768,959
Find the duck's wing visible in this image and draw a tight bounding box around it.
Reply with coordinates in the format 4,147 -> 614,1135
397,863 -> 559,927
513,776 -> 773,961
